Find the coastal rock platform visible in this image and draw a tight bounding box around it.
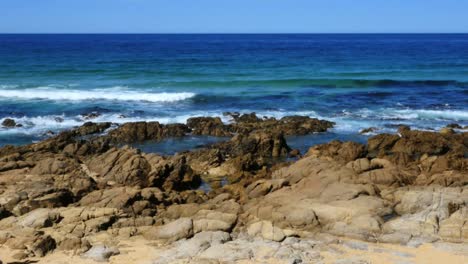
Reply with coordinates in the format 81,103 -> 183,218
0,114 -> 466,263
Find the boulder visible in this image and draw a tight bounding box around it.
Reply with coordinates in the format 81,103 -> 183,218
86,148 -> 151,186
142,218 -> 193,242
1,118 -> 16,128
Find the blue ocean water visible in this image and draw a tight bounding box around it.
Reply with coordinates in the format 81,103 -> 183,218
0,34 -> 467,147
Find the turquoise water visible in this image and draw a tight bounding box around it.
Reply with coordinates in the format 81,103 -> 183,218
0,34 -> 467,146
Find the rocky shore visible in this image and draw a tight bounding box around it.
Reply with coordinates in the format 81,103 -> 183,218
0,114 -> 466,264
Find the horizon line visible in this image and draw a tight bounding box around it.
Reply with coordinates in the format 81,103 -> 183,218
1,32 -> 468,35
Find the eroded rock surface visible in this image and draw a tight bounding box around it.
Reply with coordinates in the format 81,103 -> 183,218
0,118 -> 466,262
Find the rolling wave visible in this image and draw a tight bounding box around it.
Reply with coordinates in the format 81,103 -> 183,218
0,87 -> 196,102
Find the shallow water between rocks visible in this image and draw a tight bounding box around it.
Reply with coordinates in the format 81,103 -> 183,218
128,132 -> 369,192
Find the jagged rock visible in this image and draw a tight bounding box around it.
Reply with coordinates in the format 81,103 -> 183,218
31,235 -> 56,257
360,127 -> 378,134
86,148 -> 151,187
308,140 -> 366,163
105,121 -> 190,143
78,187 -> 141,209
74,122 -> 112,136
187,117 -> 231,137
246,179 -> 288,198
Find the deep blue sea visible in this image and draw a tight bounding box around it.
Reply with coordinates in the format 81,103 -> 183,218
0,34 -> 467,148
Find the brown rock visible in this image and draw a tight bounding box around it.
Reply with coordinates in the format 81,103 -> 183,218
105,121 -> 190,143
86,148 -> 151,187
187,117 -> 232,137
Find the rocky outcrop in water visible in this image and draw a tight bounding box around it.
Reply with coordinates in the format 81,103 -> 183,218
1,119 -> 17,128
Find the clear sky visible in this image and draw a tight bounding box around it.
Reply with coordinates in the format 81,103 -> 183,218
1,0 -> 467,33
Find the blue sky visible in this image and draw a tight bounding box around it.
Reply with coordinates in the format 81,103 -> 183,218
1,0 -> 467,33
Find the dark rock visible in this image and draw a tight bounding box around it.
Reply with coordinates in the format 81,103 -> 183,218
446,123 -> 462,129
223,111 -> 240,119
0,206 -> 12,220
360,127 -> 378,134
81,111 -> 101,120
105,122 -> 190,143
1,118 -> 16,127
31,235 -> 56,257
187,117 -> 231,137
74,122 -> 112,136
236,112 -> 261,123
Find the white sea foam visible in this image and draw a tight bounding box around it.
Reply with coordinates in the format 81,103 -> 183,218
390,109 -> 468,121
0,110 -> 323,135
2,108 -> 466,139
348,108 -> 468,121
0,87 -> 196,103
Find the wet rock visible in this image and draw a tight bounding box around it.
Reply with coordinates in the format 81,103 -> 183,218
232,114 -> 334,135
1,118 -> 16,128
105,121 -> 190,143
359,127 -> 378,134
446,123 -> 462,129
74,122 -> 112,136
187,117 -> 231,137
236,112 -> 261,123
81,111 -> 101,120
231,131 -> 291,158
223,111 -> 240,119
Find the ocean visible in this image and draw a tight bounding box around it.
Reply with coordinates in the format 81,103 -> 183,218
0,34 -> 467,149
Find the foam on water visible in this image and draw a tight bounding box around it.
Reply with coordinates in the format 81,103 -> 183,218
390,109 -> 468,121
0,110 -> 322,136
0,87 -> 196,103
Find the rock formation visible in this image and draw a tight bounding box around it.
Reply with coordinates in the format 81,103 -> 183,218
0,115 -> 466,263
